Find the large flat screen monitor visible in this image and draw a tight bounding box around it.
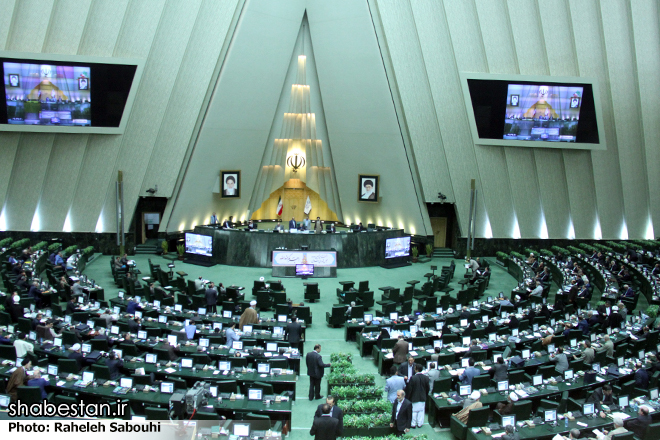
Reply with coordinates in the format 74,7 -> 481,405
460,72 -> 605,150
295,264 -> 314,276
0,52 -> 143,134
185,233 -> 213,257
385,236 -> 411,259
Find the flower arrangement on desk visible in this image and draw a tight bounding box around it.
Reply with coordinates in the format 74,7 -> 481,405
82,246 -> 94,256
327,371 -> 375,386
606,241 -> 627,252
0,238 -> 12,248
32,241 -> 48,251
578,243 -> 597,253
64,245 -> 78,255
10,238 -> 29,249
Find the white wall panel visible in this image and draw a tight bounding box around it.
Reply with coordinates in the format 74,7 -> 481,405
38,134 -> 87,231
0,133 -> 20,213
142,0 -> 240,198
99,0 -> 202,232
377,0 -> 455,205
569,0 -> 624,239
42,0 -> 91,53
0,0 -> 17,50
600,0 -> 649,239
4,134 -> 54,230
4,0 -> 53,51
78,0 -> 130,56
631,0 -> 660,237
408,0 -> 488,237
445,0 -> 516,238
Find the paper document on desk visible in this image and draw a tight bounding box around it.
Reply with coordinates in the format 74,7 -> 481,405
449,368 -> 465,376
609,412 -> 630,420
553,434 -> 565,440
481,366 -> 491,371
515,390 -> 529,398
385,353 -> 393,359
451,347 -> 469,353
595,376 -> 605,382
491,433 -> 506,438
164,368 -> 176,373
592,429 -> 604,439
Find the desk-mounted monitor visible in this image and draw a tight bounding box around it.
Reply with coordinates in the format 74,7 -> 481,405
460,72 -> 605,150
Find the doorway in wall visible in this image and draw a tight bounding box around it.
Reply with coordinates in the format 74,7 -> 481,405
426,202 -> 457,249
134,197 -> 168,245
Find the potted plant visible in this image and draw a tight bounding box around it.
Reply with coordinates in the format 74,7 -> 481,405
176,244 -> 185,260
426,243 -> 433,258
161,240 -> 168,255
411,246 -> 419,263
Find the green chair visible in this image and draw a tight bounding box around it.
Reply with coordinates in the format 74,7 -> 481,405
450,406 -> 489,440
304,283 -> 320,302
58,359 -> 80,375
245,412 -> 270,423
145,407 -> 169,420
326,306 -> 347,327
17,386 -> 48,404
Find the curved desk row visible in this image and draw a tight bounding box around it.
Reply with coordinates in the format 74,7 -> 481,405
194,226 -> 406,268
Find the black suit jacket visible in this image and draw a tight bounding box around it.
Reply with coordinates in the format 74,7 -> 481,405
391,398 -> 412,432
68,351 -> 84,371
288,220 -> 297,229
314,405 -> 343,436
285,322 -> 302,343
405,372 -> 429,403
306,350 -> 330,378
398,362 -> 414,380
205,288 -> 218,305
626,413 -> 652,438
310,415 -> 339,440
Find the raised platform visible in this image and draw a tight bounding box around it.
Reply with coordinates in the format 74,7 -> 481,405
195,226 -> 407,268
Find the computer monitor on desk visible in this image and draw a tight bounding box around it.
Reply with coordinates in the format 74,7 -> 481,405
532,374 -> 543,386
145,353 -> 157,364
248,389 -> 263,401
459,385 -> 471,396
501,415 -> 515,428
138,330 -> 147,340
498,380 -> 509,392
618,395 -> 629,409
233,424 -> 250,438
650,388 -> 659,400
583,403 -> 594,416
544,409 -> 556,422
120,378 -> 133,389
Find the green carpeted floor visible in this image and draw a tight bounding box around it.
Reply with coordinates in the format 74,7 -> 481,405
83,254 -> 521,439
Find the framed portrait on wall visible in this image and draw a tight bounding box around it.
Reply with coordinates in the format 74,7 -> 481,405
509,94 -> 519,106
8,74 -> 20,88
78,77 -> 89,90
570,97 -> 580,108
221,171 -> 240,198
358,174 -> 379,202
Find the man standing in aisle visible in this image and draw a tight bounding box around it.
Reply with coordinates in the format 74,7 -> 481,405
406,363 -> 429,429
205,282 -> 218,314
390,390 -> 412,435
306,344 -> 330,400
285,315 -> 302,350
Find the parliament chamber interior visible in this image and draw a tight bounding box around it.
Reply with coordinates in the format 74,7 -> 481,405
0,1 -> 660,440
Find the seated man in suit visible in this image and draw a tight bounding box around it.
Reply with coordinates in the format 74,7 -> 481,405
586,384 -> 615,418
222,217 -> 233,229
625,406 -> 652,438
390,390 -> 412,435
310,403 -> 340,440
313,396 -> 343,436
28,369 -> 50,399
247,220 -> 257,230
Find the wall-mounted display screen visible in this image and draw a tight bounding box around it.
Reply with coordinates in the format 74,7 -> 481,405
0,53 -> 142,134
385,236 -> 411,259
504,84 -> 584,142
3,62 -> 92,126
185,233 -> 213,257
460,73 -> 604,150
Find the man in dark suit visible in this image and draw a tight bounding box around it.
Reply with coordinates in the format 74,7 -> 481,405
285,316 -> 302,350
313,396 -> 343,436
205,282 -> 218,314
128,317 -> 141,334
310,404 -> 340,440
288,217 -> 297,230
625,406 -> 652,438
406,364 -> 430,428
105,351 -> 124,379
392,335 -> 409,365
390,389 -> 412,435
634,363 -> 649,388
306,344 -> 330,400
222,217 -> 233,229
65,297 -> 78,315
398,356 -> 415,382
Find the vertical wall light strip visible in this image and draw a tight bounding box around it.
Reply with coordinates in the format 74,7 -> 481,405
567,217 -> 576,240
594,217 -> 602,240
63,211 -> 72,232
95,211 -> 104,233
619,221 -> 628,240
512,215 -> 521,239
539,213 -> 549,239
30,206 -> 41,232
646,217 -> 655,240
0,207 -> 7,231
483,213 -> 493,239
